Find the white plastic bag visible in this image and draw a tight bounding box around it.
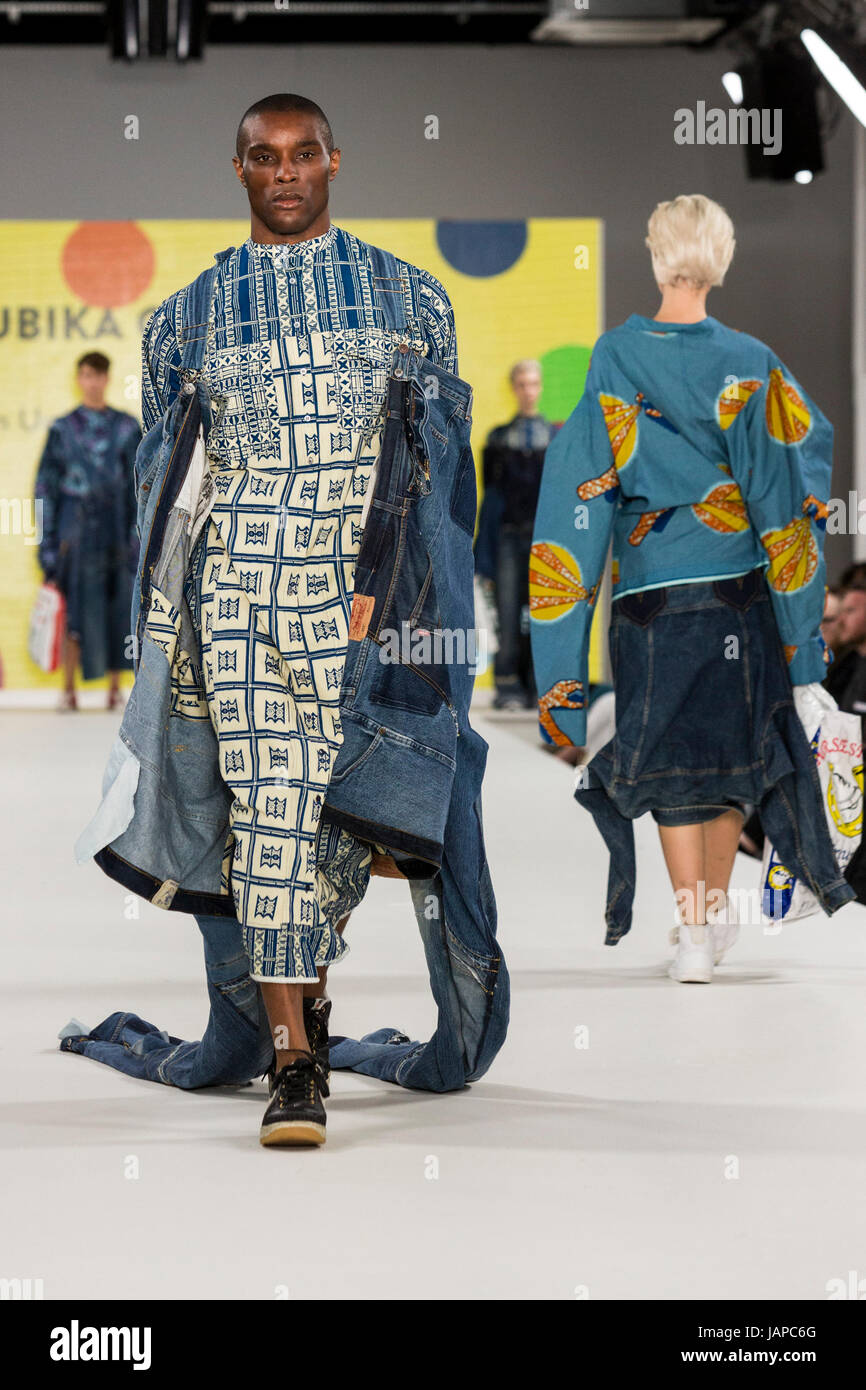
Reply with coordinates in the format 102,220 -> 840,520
761,686 -> 863,923
28,582 -> 66,672
473,575 -> 499,676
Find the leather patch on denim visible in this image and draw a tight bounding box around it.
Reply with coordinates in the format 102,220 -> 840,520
713,569 -> 761,611
349,593 -> 375,641
151,878 -> 179,909
617,587 -> 667,626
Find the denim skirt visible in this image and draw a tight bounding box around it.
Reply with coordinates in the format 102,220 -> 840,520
61,542 -> 134,681
604,567 -> 800,820
576,566 -> 856,942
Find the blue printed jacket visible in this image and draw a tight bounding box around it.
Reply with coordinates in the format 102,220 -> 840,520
531,313 -> 835,747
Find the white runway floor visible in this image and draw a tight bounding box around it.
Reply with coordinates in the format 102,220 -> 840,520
2,704 -> 865,1301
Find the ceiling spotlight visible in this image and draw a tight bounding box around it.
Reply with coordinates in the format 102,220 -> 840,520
721,71 -> 744,105
107,0 -> 142,60
107,0 -> 206,61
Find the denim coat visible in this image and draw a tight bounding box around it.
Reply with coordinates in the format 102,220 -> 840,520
34,405 -> 140,678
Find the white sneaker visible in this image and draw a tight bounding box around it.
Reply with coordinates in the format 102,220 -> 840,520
668,922 -> 714,983
709,895 -> 740,965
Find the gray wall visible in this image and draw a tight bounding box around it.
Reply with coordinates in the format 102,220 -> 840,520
4,41 -> 855,572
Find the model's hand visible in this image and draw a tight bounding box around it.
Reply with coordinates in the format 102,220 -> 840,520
370,852 -> 404,878
554,744 -> 584,766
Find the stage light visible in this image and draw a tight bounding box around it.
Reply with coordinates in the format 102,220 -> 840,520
739,45 -> 824,182
107,0 -> 142,61
175,0 -> 207,60
794,170 -> 814,185
721,70 -> 743,104
106,0 -> 205,61
801,28 -> 866,130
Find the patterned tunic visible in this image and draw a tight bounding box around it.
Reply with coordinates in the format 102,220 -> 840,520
141,225 -> 457,980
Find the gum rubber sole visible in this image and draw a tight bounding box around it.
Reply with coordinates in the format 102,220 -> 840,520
260,1121 -> 326,1147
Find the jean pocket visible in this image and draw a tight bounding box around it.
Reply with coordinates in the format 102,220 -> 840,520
370,656 -> 444,716
135,437 -> 163,500
379,508 -> 441,634
203,341 -> 277,464
616,587 -> 667,626
713,569 -> 762,611
328,726 -> 386,785
334,327 -> 401,431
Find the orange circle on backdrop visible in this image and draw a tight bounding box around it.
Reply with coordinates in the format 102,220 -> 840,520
61,222 -> 155,307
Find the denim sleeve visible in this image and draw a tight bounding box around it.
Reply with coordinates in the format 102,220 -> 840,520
530,347 -> 617,747
473,485 -> 504,580
724,354 -> 833,685
33,420 -> 64,577
141,300 -> 182,437
121,417 -> 141,562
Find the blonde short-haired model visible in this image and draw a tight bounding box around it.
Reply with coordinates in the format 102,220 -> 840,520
531,193 -> 853,984
645,193 -> 736,290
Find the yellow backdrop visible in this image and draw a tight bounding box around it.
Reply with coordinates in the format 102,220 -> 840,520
0,218 -> 603,691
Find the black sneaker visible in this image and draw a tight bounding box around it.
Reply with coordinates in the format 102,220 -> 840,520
263,996 -> 331,1091
260,1052 -> 328,1148
304,997 -> 332,1083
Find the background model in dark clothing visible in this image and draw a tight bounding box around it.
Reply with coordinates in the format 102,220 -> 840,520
473,358 -> 559,710
33,351 -> 139,710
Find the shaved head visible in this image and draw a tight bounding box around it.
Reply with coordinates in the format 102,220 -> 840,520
236,93 -> 334,162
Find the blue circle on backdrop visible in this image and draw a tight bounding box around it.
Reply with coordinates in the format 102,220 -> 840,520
435,221 -> 528,277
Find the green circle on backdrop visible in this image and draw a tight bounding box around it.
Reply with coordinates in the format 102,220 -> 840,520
539,344 -> 593,423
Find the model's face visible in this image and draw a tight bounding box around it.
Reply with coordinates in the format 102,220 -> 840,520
820,592 -> 842,650
512,369 -> 542,414
77,366 -> 108,407
838,590 -> 866,647
232,111 -> 340,241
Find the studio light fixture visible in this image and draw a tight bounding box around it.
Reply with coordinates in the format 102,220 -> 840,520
735,43 -> 825,182
107,0 -> 206,60
721,69 -> 744,103
801,26 -> 866,130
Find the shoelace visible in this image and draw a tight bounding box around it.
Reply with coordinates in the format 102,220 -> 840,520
261,1004 -> 329,1086
273,1054 -> 330,1102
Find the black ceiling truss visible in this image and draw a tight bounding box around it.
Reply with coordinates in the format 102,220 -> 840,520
0,0 -> 862,58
